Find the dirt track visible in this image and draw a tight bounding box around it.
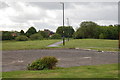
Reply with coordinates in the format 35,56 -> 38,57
2,49 -> 118,72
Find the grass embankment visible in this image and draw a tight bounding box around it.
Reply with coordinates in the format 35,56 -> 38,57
2,64 -> 118,78
2,40 -> 60,50
62,39 -> 118,51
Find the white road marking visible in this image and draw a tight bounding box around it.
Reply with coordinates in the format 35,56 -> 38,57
83,57 -> 91,59
3,60 -> 24,65
57,57 -> 91,61
18,60 -> 24,63
58,58 -> 61,60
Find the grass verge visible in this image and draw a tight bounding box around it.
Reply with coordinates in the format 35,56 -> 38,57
2,64 -> 118,78
61,39 -> 118,51
2,40 -> 60,50
2,39 -> 118,51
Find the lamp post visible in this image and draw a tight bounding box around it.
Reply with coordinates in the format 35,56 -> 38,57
67,18 -> 70,41
60,2 -> 65,46
119,32 -> 120,49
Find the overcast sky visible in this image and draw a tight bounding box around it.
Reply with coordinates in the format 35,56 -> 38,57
0,1 -> 118,32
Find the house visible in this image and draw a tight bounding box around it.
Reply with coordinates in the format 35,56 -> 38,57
44,29 -> 55,37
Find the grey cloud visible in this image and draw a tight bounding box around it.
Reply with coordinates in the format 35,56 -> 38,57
0,1 -> 9,9
118,2 -> 120,24
29,2 -> 61,10
29,2 -> 117,10
4,2 -> 118,22
66,2 -> 118,21
0,1 -> 118,32
29,2 -> 76,10
33,22 -> 58,32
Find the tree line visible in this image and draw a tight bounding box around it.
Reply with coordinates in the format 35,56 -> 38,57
2,27 -> 54,41
73,21 -> 118,40
1,21 -> 118,41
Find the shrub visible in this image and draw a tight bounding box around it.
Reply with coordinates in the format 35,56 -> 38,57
27,59 -> 44,70
30,33 -> 43,40
27,56 -> 58,70
15,35 -> 28,41
50,34 -> 61,39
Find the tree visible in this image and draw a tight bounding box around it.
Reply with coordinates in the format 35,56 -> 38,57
56,26 -> 75,38
26,27 -> 37,37
73,28 -> 85,39
99,33 -> 105,39
80,21 -> 98,38
72,21 -> 118,40
106,25 -> 118,39
20,30 -> 25,35
50,33 -> 61,39
38,31 -> 49,38
2,31 -> 14,40
74,21 -> 98,39
99,25 -> 118,39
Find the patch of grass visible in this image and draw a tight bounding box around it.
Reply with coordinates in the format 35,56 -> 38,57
61,39 -> 118,51
2,64 -> 118,78
2,40 -> 60,50
2,39 -> 118,51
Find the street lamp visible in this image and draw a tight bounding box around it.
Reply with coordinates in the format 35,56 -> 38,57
67,18 -> 70,41
60,2 -> 65,46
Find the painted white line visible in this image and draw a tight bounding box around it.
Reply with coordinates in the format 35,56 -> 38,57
83,57 -> 91,59
58,58 -> 61,60
3,60 -> 24,65
18,60 -> 24,63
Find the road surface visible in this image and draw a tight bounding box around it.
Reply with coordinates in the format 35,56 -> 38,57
2,49 -> 118,72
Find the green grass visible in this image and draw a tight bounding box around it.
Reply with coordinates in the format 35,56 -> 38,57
61,39 -> 118,51
2,39 -> 118,51
2,64 -> 118,78
2,40 -> 60,50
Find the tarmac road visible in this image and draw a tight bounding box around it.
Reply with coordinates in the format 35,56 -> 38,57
2,49 -> 118,72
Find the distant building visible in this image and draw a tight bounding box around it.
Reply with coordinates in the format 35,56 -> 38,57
44,29 -> 55,37
11,31 -> 19,37
11,33 -> 17,37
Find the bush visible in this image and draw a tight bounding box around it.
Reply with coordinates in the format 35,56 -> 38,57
15,35 -> 28,41
27,56 -> 58,70
30,33 -> 43,40
50,34 -> 61,39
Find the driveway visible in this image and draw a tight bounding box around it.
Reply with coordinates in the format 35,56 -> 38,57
2,49 -> 118,72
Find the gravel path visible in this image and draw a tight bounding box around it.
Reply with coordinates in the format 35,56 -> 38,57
2,49 -> 118,72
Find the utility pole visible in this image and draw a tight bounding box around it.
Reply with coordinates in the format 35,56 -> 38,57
67,18 -> 70,41
60,2 -> 65,46
118,24 -> 120,50
67,18 -> 70,26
